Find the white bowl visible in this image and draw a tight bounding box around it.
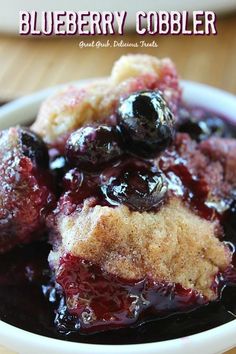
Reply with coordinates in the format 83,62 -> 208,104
0,81 -> 236,354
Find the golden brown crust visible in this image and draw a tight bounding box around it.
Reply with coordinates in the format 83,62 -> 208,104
32,55 -> 180,143
49,198 -> 231,300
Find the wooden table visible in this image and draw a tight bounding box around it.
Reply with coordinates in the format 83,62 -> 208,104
0,14 -> 235,100
0,11 -> 236,354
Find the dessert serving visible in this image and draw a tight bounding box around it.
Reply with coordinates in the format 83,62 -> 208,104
0,54 -> 236,344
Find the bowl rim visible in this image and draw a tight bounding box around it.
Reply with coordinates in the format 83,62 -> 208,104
0,80 -> 235,354
0,319 -> 236,353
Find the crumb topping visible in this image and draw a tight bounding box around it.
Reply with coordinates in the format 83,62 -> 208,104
49,198 -> 231,300
32,55 -> 181,143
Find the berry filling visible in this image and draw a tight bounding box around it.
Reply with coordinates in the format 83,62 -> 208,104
177,106 -> 232,141
0,55 -> 236,341
101,158 -> 167,211
48,99 -> 236,334
0,127 -> 55,253
0,103 -> 236,341
66,125 -> 124,171
57,157 -> 168,215
55,254 -> 207,334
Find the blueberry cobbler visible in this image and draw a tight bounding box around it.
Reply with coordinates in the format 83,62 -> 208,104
0,55 -> 236,343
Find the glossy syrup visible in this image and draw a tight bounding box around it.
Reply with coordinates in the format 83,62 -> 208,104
0,241 -> 235,344
0,106 -> 236,344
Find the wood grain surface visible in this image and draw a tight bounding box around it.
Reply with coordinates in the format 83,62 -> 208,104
0,14 -> 235,101
0,11 -> 236,354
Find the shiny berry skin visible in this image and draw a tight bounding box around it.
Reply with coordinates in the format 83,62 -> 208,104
118,91 -> 175,158
19,127 -> 49,168
49,148 -> 68,191
101,158 -> 167,211
178,109 -> 231,142
64,169 -> 99,203
65,125 -> 124,171
58,168 -> 103,215
50,155 -> 67,178
223,200 -> 236,244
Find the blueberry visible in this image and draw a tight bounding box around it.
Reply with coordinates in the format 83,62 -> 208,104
49,148 -> 68,181
65,125 -> 124,171
223,200 -> 236,244
63,169 -> 100,206
204,117 -> 229,137
178,108 -> 231,141
118,91 -> 175,158
63,169 -> 84,192
19,127 -> 49,168
101,159 -> 167,211
50,155 -> 67,175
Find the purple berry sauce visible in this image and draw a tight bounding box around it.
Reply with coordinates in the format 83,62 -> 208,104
0,105 -> 236,344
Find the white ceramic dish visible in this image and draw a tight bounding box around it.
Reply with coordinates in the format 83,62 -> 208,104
0,80 -> 236,354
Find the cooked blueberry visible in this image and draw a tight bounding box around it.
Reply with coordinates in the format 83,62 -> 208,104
101,159 -> 167,211
63,169 -> 101,207
50,155 -> 67,175
204,117 -> 229,136
118,91 -> 175,158
49,148 -> 68,185
19,127 -> 49,168
178,108 -> 231,141
65,125 -> 124,171
223,200 -> 236,244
